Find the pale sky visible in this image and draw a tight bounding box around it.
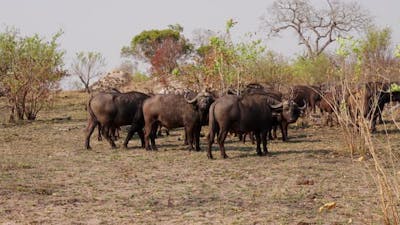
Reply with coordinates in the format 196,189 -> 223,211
1,0 -> 400,87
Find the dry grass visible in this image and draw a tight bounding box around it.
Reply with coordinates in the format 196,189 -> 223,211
0,91 -> 399,224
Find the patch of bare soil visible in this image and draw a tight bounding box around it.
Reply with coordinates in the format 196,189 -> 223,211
0,92 -> 397,224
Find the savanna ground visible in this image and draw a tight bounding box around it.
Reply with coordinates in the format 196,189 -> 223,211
1,92 -> 400,225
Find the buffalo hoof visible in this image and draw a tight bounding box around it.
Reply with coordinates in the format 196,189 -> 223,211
222,154 -> 229,159
86,146 -> 92,150
257,152 -> 263,156
195,147 -> 201,152
207,154 -> 213,159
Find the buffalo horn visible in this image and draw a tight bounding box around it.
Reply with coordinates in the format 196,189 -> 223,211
185,92 -> 200,104
298,100 -> 307,110
270,102 -> 283,109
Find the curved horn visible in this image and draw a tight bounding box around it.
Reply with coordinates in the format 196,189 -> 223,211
270,102 -> 283,109
298,100 -> 307,110
185,92 -> 200,104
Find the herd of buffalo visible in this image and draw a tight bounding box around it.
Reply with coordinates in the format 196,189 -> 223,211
84,81 -> 400,159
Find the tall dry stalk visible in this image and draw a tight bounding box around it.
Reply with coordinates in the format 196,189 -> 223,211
323,76 -> 400,224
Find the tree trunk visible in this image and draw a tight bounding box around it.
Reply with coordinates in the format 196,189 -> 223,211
85,83 -> 91,94
9,105 -> 15,123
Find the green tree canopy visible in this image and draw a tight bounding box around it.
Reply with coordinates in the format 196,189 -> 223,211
121,25 -> 192,76
0,28 -> 66,121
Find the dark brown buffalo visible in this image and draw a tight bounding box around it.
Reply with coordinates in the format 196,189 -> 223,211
85,91 -> 150,149
142,91 -> 214,151
292,85 -> 321,114
242,85 -> 305,141
207,93 -> 284,159
269,100 -> 305,141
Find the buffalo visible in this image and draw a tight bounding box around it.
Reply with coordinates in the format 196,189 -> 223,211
207,93 -> 285,159
292,85 -> 321,114
142,91 -> 214,151
85,91 -> 150,149
242,84 -> 305,141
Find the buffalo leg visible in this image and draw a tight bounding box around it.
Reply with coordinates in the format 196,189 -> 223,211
273,126 -> 278,139
268,128 -> 273,140
186,126 -> 195,151
150,123 -> 158,150
85,119 -> 97,150
123,125 -> 137,148
254,132 -> 262,156
280,121 -> 289,141
194,125 -> 201,151
183,128 -> 189,145
103,126 -> 117,149
207,130 -> 215,159
97,124 -> 103,141
261,131 -> 268,155
144,122 -> 153,150
157,125 -> 163,137
138,129 -> 145,148
217,129 -> 229,159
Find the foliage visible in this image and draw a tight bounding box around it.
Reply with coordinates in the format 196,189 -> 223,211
71,51 -> 106,93
130,72 -> 150,83
190,21 -> 266,91
248,51 -> 292,87
359,27 -> 394,76
0,28 -> 65,121
121,25 -> 192,77
291,54 -> 336,84
336,36 -> 363,80
395,45 -> 400,59
336,27 -> 397,81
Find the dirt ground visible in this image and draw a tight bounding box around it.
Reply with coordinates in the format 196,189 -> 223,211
0,91 -> 399,225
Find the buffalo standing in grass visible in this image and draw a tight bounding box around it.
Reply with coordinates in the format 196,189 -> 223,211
207,93 -> 285,159
241,85 -> 305,141
142,91 -> 214,151
292,85 -> 321,114
85,91 -> 150,149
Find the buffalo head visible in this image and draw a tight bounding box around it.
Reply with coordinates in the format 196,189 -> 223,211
271,100 -> 306,123
185,91 -> 214,112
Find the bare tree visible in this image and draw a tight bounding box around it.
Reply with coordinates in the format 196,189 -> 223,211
71,51 -> 106,93
261,0 -> 371,58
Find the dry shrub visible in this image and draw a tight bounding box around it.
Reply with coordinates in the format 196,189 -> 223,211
326,76 -> 400,224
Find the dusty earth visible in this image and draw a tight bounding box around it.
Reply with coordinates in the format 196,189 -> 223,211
0,91 -> 399,224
